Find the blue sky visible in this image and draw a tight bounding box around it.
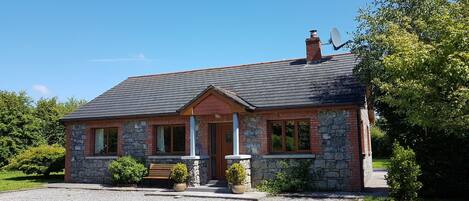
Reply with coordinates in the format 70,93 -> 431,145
0,1 -> 370,102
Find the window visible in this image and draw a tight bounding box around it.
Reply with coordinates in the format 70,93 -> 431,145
93,127 -> 118,155
268,120 -> 311,153
155,125 -> 185,154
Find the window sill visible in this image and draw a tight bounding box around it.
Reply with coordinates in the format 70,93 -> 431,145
225,155 -> 251,160
147,155 -> 184,159
85,156 -> 118,160
261,154 -> 316,159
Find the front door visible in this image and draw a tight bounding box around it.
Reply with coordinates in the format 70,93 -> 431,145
210,123 -> 233,180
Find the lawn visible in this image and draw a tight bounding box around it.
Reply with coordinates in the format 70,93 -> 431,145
0,171 -> 63,192
373,158 -> 390,169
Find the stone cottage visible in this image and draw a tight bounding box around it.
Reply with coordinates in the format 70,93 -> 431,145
61,30 -> 373,191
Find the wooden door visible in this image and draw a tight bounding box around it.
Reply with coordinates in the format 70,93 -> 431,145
211,123 -> 233,180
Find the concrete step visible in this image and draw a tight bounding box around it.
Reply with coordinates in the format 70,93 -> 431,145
187,186 -> 230,193
206,180 -> 228,187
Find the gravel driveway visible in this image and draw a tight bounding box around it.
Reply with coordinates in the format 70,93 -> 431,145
0,188 -> 356,201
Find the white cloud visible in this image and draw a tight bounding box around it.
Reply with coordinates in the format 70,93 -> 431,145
89,53 -> 152,63
32,84 -> 50,95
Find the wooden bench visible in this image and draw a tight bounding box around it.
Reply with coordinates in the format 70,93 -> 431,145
143,163 -> 176,180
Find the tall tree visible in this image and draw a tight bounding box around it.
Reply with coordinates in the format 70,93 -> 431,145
35,97 -> 86,145
0,91 -> 43,166
352,0 -> 469,197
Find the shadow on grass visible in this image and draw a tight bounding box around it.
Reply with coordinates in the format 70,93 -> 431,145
4,173 -> 64,183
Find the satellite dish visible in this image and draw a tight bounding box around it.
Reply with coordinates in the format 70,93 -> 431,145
329,27 -> 351,50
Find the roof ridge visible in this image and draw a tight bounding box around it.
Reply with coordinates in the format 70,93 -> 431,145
128,52 -> 353,79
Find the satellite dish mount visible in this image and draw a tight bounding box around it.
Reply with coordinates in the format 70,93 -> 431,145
324,27 -> 352,50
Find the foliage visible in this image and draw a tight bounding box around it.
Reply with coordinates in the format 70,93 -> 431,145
225,163 -> 246,185
352,0 -> 469,133
35,97 -> 86,146
0,91 -> 43,167
371,125 -> 392,158
108,156 -> 147,185
352,0 -> 469,197
0,170 -> 63,192
386,142 -> 422,201
372,158 -> 390,169
5,144 -> 65,176
0,90 -> 86,167
169,163 -> 188,184
256,160 -> 312,195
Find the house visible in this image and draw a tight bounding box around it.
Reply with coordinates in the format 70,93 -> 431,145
61,30 -> 373,191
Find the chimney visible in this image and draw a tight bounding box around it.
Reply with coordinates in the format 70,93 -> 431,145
306,30 -> 322,63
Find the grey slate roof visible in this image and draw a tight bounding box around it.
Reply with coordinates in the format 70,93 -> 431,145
62,53 -> 364,121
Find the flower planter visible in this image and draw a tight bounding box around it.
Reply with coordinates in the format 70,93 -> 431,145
173,183 -> 187,192
231,184 -> 246,194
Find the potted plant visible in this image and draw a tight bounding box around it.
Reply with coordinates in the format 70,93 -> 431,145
226,163 -> 246,194
170,163 -> 189,192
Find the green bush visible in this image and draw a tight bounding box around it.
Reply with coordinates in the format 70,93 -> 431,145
108,156 -> 147,185
386,142 -> 422,201
371,126 -> 392,158
257,160 -> 312,194
169,163 -> 188,184
5,144 -> 64,176
226,163 -> 246,185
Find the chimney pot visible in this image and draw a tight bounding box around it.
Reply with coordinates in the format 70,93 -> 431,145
306,29 -> 322,63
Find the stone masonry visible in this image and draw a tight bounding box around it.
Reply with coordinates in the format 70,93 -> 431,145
249,110 -> 358,191
122,121 -> 148,160
69,124 -> 114,184
68,119 -> 207,186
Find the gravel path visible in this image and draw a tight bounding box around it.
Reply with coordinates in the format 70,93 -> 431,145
0,188 -> 356,201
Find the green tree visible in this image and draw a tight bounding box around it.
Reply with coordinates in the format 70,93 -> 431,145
0,91 -> 43,167
352,0 -> 469,198
353,0 -> 468,133
35,97 -> 86,146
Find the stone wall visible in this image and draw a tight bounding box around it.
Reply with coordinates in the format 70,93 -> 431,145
69,124 -> 114,183
248,110 -> 361,191
363,154 -> 373,185
122,121 -> 148,160
68,119 -> 208,186
316,110 -> 354,190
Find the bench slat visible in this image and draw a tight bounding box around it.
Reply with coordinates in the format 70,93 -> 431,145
144,163 -> 176,180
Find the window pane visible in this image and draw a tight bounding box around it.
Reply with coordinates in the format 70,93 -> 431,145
94,129 -> 105,155
107,128 -> 118,154
285,120 -> 296,151
298,121 -> 311,150
172,126 -> 185,152
271,122 -> 283,152
156,126 -> 171,153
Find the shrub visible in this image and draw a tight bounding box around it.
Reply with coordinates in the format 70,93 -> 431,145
371,126 -> 392,158
226,163 -> 246,185
169,163 -> 188,184
108,156 -> 147,185
386,142 -> 422,201
5,144 -> 64,176
257,160 -> 312,194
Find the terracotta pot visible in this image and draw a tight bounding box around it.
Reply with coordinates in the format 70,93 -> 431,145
231,184 -> 245,194
173,183 -> 187,192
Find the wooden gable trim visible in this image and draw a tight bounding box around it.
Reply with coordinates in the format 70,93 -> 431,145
180,90 -> 247,115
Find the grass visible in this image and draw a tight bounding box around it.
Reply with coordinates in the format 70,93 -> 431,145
0,170 -> 63,192
373,158 -> 390,169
